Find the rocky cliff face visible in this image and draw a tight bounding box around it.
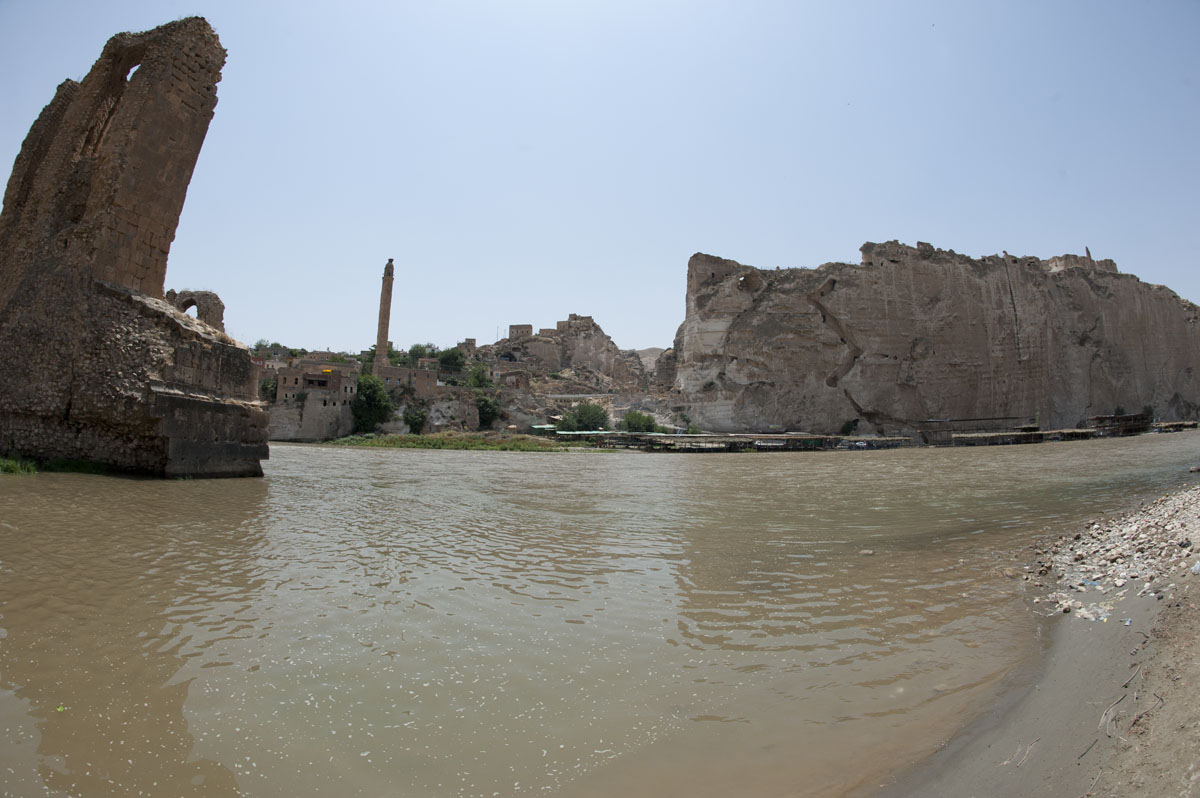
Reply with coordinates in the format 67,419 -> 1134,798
673,242 -> 1200,435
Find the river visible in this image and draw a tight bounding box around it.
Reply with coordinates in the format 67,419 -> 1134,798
1,432 -> 1197,797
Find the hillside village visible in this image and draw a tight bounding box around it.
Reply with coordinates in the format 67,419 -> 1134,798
255,306 -> 680,442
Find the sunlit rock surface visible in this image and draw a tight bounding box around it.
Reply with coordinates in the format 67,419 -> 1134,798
672,242 -> 1200,434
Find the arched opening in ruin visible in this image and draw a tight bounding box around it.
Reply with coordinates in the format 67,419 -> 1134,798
179,298 -> 199,318
79,46 -> 146,159
737,271 -> 764,292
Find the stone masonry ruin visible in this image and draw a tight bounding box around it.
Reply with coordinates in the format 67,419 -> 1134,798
0,18 -> 268,476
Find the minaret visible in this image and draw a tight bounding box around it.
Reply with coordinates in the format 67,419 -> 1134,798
374,258 -> 394,372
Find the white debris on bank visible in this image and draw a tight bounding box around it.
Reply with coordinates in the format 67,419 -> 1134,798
1030,484 -> 1200,620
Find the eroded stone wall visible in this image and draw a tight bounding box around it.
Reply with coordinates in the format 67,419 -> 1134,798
673,242 -> 1200,434
0,19 -> 267,476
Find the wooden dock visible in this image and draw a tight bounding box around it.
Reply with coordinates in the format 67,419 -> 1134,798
553,420 -> 1197,452
556,431 -> 915,453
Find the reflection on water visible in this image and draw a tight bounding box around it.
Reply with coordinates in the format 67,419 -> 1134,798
0,477 -> 268,796
0,433 -> 1196,796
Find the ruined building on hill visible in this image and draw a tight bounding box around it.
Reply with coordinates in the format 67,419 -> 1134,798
0,19 -> 268,476
668,242 -> 1200,435
475,314 -> 650,393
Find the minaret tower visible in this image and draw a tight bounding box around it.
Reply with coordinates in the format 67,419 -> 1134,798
374,258 -> 395,372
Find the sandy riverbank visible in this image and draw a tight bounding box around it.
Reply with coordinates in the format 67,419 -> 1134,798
877,481 -> 1200,797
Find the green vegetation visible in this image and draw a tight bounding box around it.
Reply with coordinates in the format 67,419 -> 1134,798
438,347 -> 466,372
476,393 -> 499,428
621,410 -> 657,432
351,374 -> 395,433
467,362 -> 494,388
259,376 -> 277,401
405,342 -> 440,366
403,405 -> 428,434
357,343 -> 405,371
326,432 -> 565,452
558,402 -> 609,431
1,457 -> 36,475
1,457 -> 118,475
44,459 -> 112,474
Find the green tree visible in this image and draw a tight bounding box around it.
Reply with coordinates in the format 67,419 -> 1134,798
467,363 -> 494,388
621,410 -> 657,432
406,343 -> 440,365
351,374 -> 395,433
253,338 -> 270,351
438,347 -> 467,373
559,402 -> 609,431
476,393 -> 499,429
403,405 -> 428,434
259,376 -> 277,402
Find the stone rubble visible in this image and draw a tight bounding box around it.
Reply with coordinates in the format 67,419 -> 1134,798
1026,482 -> 1200,620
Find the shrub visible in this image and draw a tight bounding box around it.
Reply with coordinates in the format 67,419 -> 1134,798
476,394 -> 500,429
559,402 -> 609,431
622,410 -> 657,432
403,405 -> 428,434
467,363 -> 494,388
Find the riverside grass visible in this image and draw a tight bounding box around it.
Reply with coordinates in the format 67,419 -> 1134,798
326,431 -> 569,452
0,457 -> 36,474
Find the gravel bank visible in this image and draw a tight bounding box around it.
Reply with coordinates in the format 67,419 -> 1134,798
879,481 -> 1200,797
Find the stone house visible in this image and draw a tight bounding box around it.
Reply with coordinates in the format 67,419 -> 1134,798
268,357 -> 361,441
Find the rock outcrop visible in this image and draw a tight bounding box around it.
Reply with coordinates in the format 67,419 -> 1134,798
0,18 -> 268,476
673,242 -> 1200,435
478,313 -> 649,393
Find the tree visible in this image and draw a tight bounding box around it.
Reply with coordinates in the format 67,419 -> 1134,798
253,338 -> 270,351
467,363 -> 494,388
438,347 -> 466,373
406,342 -> 439,365
403,405 -> 428,434
259,376 -> 277,402
476,393 -> 499,429
622,410 -> 657,432
351,374 -> 395,433
559,402 -> 609,431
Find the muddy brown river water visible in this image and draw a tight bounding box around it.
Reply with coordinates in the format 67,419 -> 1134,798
1,432 -> 1197,797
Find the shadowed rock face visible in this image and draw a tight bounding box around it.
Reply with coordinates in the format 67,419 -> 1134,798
0,18 -> 268,477
673,242 -> 1200,435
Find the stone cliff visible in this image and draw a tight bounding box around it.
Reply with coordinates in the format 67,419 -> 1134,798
0,19 -> 268,476
672,242 -> 1200,435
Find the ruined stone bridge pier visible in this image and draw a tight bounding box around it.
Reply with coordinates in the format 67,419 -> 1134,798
0,18 -> 268,476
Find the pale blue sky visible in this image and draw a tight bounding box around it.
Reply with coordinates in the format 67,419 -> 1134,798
2,1 -> 1197,353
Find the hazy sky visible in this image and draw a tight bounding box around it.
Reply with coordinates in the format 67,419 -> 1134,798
2,1 -> 1197,353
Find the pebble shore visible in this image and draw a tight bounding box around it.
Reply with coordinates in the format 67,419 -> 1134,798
1030,484 -> 1200,619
